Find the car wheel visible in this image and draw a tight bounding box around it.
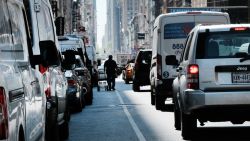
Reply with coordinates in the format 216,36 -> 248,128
155,94 -> 163,110
76,98 -> 82,112
81,94 -> 86,109
125,79 -> 129,84
85,90 -> 93,105
60,121 -> 69,140
173,93 -> 181,130
174,106 -> 181,130
181,112 -> 196,140
150,88 -> 155,105
45,103 -> 60,141
132,82 -> 140,92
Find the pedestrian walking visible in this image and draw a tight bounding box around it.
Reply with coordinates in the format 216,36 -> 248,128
104,55 -> 117,91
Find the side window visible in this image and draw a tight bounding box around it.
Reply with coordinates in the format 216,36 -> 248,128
37,2 -> 55,41
0,1 -> 13,61
179,35 -> 190,62
184,32 -> 194,61
7,2 -> 28,61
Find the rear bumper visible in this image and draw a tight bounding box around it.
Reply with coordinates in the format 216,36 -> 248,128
66,87 -> 80,108
182,89 -> 250,116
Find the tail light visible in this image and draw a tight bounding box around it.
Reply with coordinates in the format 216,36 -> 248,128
157,54 -> 162,79
45,86 -> 51,98
187,64 -> 199,89
0,87 -> 8,139
68,80 -> 77,86
39,65 -> 48,74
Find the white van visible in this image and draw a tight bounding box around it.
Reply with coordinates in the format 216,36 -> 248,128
150,11 -> 230,110
0,0 -> 46,140
23,0 -> 69,140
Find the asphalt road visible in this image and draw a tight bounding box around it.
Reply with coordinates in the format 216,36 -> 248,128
66,77 -> 250,141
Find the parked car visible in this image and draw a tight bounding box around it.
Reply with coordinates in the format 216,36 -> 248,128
133,49 -> 152,91
150,11 -> 230,110
122,63 -> 135,84
23,0 -> 69,140
172,24 -> 250,140
86,45 -> 98,86
0,0 -> 46,140
59,37 -> 93,105
65,69 -> 84,112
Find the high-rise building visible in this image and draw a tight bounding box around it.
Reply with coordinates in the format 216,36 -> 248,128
207,0 -> 250,23
120,0 -> 139,53
106,0 -> 121,54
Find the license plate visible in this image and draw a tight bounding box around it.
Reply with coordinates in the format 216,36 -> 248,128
232,72 -> 250,83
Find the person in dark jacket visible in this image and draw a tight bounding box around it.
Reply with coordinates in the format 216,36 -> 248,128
104,55 -> 117,91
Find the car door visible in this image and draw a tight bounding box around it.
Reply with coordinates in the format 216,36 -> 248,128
178,32 -> 194,99
0,1 -> 25,140
7,2 -> 44,140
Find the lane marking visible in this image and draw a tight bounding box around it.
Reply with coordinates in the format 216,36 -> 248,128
116,91 -> 146,141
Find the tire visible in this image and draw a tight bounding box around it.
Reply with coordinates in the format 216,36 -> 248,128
81,94 -> 86,109
60,121 -> 69,140
125,79 -> 129,84
132,82 -> 140,92
76,98 -> 82,112
150,88 -> 155,105
174,106 -> 181,130
155,94 -> 164,110
45,104 -> 60,141
85,90 -> 93,105
181,112 -> 196,140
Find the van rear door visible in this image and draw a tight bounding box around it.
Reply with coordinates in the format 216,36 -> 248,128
160,15 -> 195,79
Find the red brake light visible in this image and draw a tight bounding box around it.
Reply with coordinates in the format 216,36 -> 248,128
39,65 -> 48,74
231,27 -> 249,31
187,12 -> 202,15
188,65 -> 199,74
68,80 -> 77,86
45,86 -> 51,98
187,64 -> 199,89
0,87 -> 8,139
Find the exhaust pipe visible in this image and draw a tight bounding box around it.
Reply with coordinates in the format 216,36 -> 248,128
82,87 -> 87,95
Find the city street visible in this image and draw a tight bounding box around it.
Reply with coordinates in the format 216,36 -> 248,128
67,77 -> 250,141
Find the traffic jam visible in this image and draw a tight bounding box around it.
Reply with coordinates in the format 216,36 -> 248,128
1,0 -> 250,141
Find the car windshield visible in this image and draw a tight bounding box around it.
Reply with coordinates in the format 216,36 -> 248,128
196,31 -> 250,59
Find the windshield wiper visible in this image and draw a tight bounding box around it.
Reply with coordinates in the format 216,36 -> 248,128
240,55 -> 250,62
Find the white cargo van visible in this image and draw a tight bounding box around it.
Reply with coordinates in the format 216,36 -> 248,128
0,0 -> 46,140
150,11 -> 230,110
23,0 -> 69,140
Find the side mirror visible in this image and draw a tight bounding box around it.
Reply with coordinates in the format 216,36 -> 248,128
165,55 -> 178,65
62,50 -> 77,70
38,40 -> 60,67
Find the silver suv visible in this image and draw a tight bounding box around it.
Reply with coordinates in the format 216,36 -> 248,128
172,24 -> 250,140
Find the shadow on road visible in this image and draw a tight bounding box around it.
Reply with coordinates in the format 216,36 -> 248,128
190,126 -> 250,141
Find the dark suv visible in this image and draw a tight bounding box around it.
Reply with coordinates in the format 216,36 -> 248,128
133,49 -> 152,91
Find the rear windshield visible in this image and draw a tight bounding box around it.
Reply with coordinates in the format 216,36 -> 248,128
196,31 -> 250,59
138,51 -> 152,61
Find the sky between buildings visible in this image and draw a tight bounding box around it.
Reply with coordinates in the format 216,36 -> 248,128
96,0 -> 107,49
